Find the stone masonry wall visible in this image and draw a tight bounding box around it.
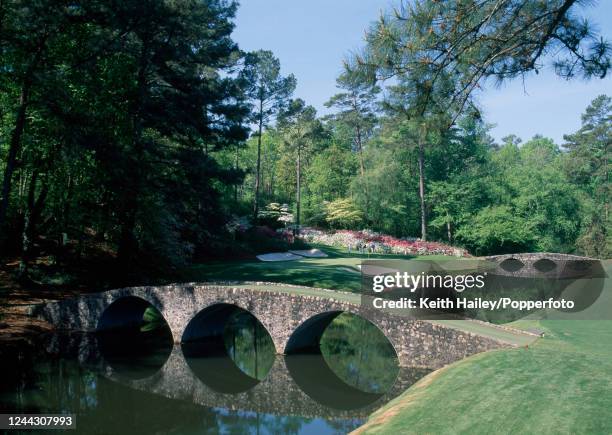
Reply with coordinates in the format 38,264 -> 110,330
36,283 -> 514,369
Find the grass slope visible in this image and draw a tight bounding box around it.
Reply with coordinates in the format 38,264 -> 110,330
354,262 -> 612,434
183,245 -> 438,292
183,245 -> 534,346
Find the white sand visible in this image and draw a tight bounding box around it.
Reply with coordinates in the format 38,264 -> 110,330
256,252 -> 303,262
289,249 -> 328,258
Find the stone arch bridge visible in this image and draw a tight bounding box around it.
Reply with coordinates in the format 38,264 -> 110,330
484,252 -> 599,278
36,282 -> 534,369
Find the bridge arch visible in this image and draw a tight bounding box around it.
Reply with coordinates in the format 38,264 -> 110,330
181,302 -> 278,392
499,258 -> 525,273
284,310 -> 399,362
96,295 -> 173,380
284,310 -> 400,407
97,295 -> 167,332
533,258 -> 557,272
285,310 -> 342,355
180,302 -> 275,350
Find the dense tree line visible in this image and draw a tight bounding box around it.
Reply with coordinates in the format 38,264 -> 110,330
0,0 -> 610,284
0,0 -> 249,277
233,95 -> 610,257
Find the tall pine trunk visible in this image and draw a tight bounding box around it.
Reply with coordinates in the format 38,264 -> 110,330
117,41 -> 148,268
234,143 -> 240,203
356,125 -> 365,177
19,170 -> 48,278
253,102 -> 263,220
418,139 -> 427,241
295,143 -> 301,236
0,80 -> 32,232
355,124 -> 370,224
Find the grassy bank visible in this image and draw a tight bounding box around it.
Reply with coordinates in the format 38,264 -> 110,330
354,263 -> 612,434
182,244 -> 451,292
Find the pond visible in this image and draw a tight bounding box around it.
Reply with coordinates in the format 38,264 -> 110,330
0,309 -> 430,434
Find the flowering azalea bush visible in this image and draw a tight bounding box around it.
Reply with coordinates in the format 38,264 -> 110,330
298,227 -> 469,257
257,203 -> 294,229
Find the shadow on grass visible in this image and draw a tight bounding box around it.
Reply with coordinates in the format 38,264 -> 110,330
180,244 -> 452,292
182,260 -> 362,292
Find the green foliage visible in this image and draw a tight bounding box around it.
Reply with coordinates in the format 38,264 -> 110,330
307,145 -> 357,201
0,0 -> 249,273
344,0 -> 609,246
240,50 -> 297,128
140,306 -> 166,332
320,313 -> 399,394
351,0 -> 610,120
1,0 -> 609,291
563,95 -> 611,258
456,205 -> 537,255
324,198 -> 364,228
452,135 -> 583,255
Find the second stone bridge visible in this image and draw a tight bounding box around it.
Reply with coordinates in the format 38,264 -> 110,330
36,282 -> 534,368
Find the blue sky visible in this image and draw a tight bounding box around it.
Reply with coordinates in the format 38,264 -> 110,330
232,0 -> 612,145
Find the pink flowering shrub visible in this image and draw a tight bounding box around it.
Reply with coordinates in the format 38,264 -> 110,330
298,227 -> 469,257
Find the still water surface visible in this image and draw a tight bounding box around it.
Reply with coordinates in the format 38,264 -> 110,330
0,311 -> 430,434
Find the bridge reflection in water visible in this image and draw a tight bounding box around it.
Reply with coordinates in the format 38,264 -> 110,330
90,320 -> 430,419
42,305 -> 427,421
99,345 -> 428,419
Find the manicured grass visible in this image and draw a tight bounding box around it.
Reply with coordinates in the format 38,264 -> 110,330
354,263 -> 612,434
182,244 -> 452,292
182,245 -> 535,346
227,283 -> 361,303
182,244 -> 427,292
183,256 -> 363,291
185,249 -> 611,432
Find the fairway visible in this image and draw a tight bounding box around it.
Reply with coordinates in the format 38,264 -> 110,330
354,263 -> 612,434
183,245 -> 429,291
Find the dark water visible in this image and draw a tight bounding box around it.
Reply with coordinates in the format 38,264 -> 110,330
0,312 -> 430,435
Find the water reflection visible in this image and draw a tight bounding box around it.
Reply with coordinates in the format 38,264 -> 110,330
0,309 -> 432,434
285,354 -> 384,410
320,313 -> 399,394
182,340 -> 260,394
97,327 -> 173,381
223,310 -> 276,381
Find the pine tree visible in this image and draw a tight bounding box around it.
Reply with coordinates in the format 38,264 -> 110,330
240,50 -> 296,220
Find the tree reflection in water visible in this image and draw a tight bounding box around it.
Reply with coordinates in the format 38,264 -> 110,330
0,306 -> 433,434
223,310 -> 276,380
221,310 -> 401,395
320,313 -> 399,394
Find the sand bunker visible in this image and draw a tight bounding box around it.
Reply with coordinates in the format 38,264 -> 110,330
256,248 -> 328,262
289,249 -> 328,258
256,252 -> 303,262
